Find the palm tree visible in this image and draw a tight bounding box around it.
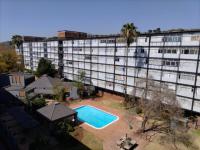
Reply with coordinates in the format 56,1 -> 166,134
12,35 -> 24,70
121,23 -> 139,102
12,35 -> 23,49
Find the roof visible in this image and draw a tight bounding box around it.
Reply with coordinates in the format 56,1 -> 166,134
26,74 -> 62,90
46,28 -> 200,41
57,30 -> 87,34
37,103 -> 76,122
25,75 -> 72,94
22,36 -> 46,42
0,88 -> 23,105
5,85 -> 23,91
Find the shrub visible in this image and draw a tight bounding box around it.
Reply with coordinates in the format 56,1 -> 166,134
32,97 -> 46,109
135,106 -> 142,114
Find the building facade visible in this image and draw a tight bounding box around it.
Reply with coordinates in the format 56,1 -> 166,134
16,30 -> 200,112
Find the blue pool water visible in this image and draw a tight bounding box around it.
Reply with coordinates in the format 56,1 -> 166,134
74,105 -> 118,129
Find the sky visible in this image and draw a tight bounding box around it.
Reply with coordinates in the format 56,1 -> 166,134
0,0 -> 200,42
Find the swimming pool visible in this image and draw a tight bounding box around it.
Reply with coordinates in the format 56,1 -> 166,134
74,105 -> 119,129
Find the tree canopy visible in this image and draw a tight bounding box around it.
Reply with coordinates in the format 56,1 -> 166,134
121,23 -> 139,47
11,35 -> 23,49
0,44 -> 23,73
36,58 -> 57,77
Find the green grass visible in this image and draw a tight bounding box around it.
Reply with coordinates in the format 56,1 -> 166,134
71,127 -> 103,150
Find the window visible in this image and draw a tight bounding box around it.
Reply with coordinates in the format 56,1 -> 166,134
158,49 -> 163,53
92,56 -> 98,60
190,50 -> 195,54
172,49 -> 177,54
181,48 -> 198,55
162,59 -> 179,67
158,48 -> 177,54
115,57 -> 120,61
106,81 -> 113,87
136,47 -> 144,53
167,49 -> 171,53
141,49 -> 144,53
66,61 -> 73,64
85,55 -> 91,60
179,73 -> 195,81
184,49 -> 189,54
73,48 -> 82,51
100,39 -> 115,43
166,61 -> 170,66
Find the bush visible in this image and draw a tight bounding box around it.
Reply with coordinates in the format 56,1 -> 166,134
135,106 -> 142,114
32,97 -> 46,109
53,85 -> 65,101
36,58 -> 57,77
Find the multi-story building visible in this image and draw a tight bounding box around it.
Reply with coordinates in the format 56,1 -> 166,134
17,29 -> 200,113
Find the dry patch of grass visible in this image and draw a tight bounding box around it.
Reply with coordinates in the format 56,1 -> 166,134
144,129 -> 200,150
191,129 -> 200,136
71,127 -> 103,150
95,99 -> 125,111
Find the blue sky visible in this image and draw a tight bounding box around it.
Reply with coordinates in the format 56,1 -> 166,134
0,0 -> 199,42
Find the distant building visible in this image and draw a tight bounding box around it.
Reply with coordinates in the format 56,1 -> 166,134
57,30 -> 87,39
16,29 -> 200,113
5,72 -> 35,98
21,36 -> 46,42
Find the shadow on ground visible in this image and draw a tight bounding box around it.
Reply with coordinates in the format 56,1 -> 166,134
58,134 -> 91,150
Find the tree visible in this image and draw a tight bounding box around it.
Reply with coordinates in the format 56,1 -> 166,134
54,119 -> 75,142
121,23 -> 139,101
0,47 -> 22,73
73,71 -> 86,99
0,61 -> 8,73
135,78 -> 182,133
11,35 -> 24,70
11,35 -> 23,49
36,58 -> 57,77
126,78 -> 199,149
31,97 -> 46,109
53,85 -> 66,101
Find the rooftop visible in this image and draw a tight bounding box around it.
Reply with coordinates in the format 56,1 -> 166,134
25,74 -> 72,94
37,102 -> 76,122
21,28 -> 200,42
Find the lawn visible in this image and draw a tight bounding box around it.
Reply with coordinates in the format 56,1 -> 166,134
71,127 -> 103,150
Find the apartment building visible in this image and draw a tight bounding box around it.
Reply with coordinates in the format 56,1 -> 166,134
16,29 -> 200,113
